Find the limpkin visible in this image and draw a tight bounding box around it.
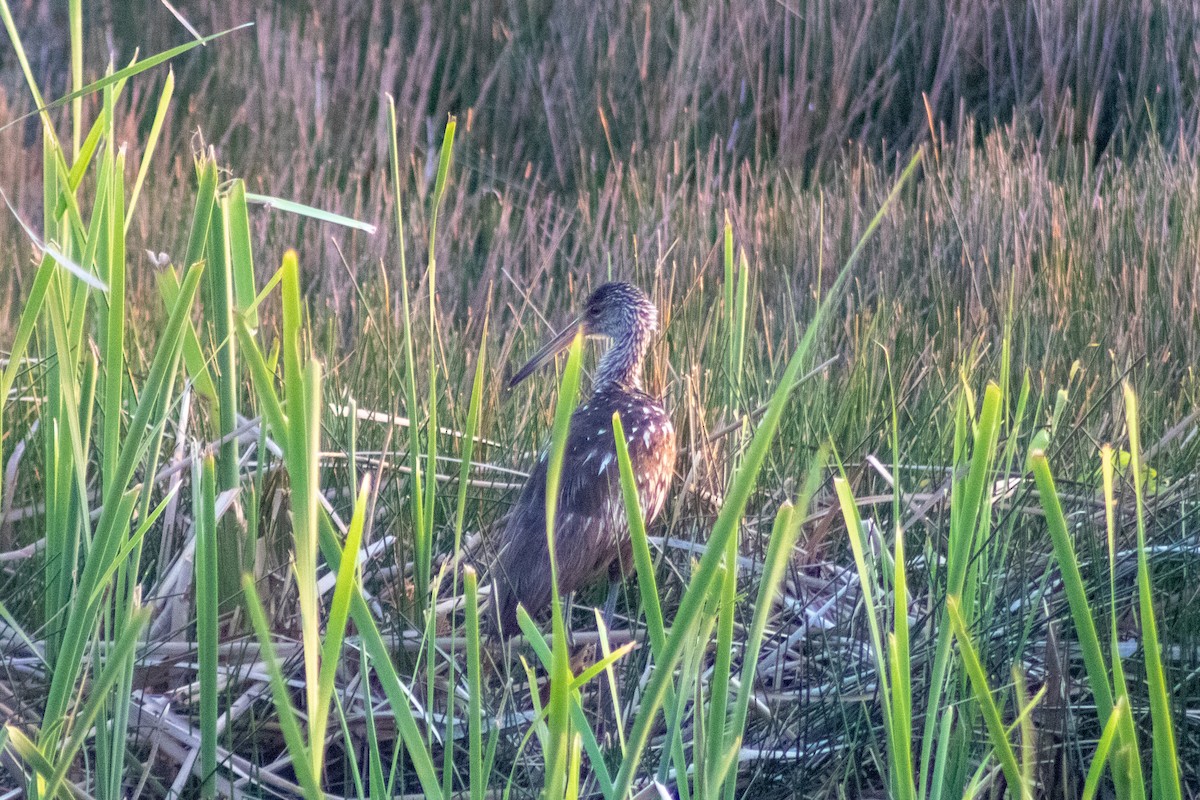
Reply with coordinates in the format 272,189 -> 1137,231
491,282 -> 675,638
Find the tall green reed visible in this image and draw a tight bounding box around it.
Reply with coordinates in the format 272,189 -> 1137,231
0,20 -> 214,790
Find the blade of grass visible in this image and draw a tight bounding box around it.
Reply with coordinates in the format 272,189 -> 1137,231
1121,384 -> 1181,800
125,68 -> 174,231
417,116 -> 455,631
0,254 -> 57,508
157,267 -> 217,400
946,596 -> 1028,800
464,567 -> 485,800
611,411 -> 691,796
1101,444 -> 1146,798
919,381 -> 1003,800
836,474 -> 894,725
884,348 -> 916,800
239,313 -> 443,797
39,606 -> 152,800
724,455 -> 825,800
702,501 -> 738,797
515,610 -> 622,798
244,193 -> 376,234
225,180 -> 259,328
312,475 -> 371,769
209,195 -> 243,605
0,22 -> 253,133
387,95 -> 425,626
542,332 -> 585,800
1082,697 -> 1127,800
194,456 -> 219,799
1028,452 -> 1114,719
241,575 -> 321,798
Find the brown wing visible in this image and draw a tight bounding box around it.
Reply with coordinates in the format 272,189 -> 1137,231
490,391 -> 674,637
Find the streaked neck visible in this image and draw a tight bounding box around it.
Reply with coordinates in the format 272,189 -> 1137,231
594,329 -> 649,392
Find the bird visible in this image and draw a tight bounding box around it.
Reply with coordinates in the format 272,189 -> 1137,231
490,282 -> 675,639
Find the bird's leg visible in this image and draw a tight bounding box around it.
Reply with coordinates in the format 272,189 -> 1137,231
601,579 -> 620,632
593,578 -> 623,748
564,591 -> 577,649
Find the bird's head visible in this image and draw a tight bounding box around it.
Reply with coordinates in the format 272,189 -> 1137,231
508,282 -> 657,388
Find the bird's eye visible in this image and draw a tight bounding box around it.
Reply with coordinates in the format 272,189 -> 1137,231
586,305 -> 600,318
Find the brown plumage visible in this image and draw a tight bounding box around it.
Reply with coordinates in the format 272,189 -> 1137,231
491,283 -> 675,638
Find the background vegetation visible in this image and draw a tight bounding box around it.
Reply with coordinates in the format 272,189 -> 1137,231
0,0 -> 1198,798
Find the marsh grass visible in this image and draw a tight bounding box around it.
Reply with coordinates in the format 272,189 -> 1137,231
1,2 -> 1199,799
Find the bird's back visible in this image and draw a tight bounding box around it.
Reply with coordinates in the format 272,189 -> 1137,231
491,387 -> 675,636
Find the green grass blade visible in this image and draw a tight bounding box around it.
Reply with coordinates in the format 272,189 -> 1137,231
946,596 -> 1028,800
314,512 -> 444,797
726,457 -> 825,800
702,511 -> 738,796
919,382 -> 1003,800
85,488 -> 178,612
386,95 -> 425,625
1029,452 -> 1114,720
184,158 -> 217,272
722,214 -> 737,409
97,125 -> 127,493
241,575 -> 321,798
612,412 -> 665,653
224,179 -> 259,328
514,611 -> 619,798
125,68 -> 173,231
836,475 -> 893,724
948,383 -> 1003,597
313,475 -> 371,769
611,411 -> 691,792
244,192 -> 377,233
1101,444 -> 1146,798
464,567 -> 485,800
194,456 -> 219,798
1121,384 -> 1181,800
66,114 -> 104,191
3,727 -> 61,797
41,261 -> 202,738
0,23 -> 253,133
0,254 -> 57,506
39,606 -> 151,800
235,316 -> 288,440
1082,697 -> 1127,800
276,250 -> 324,753
417,116 -> 455,628
157,267 -> 217,400
542,332 -> 585,799
209,196 -> 243,604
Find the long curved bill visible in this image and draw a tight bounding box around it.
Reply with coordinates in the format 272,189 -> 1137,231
508,317 -> 583,388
